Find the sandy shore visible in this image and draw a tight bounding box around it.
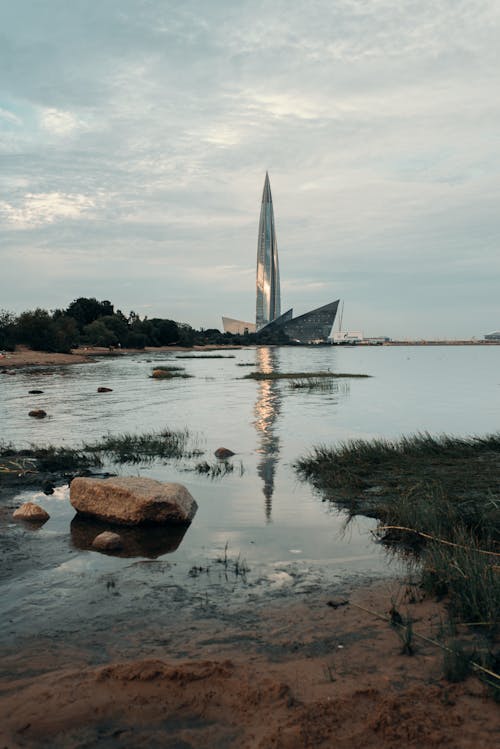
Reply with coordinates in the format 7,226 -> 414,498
0,580 -> 498,748
0,344 -> 243,369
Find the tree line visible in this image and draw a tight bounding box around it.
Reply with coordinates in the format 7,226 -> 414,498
0,297 -> 288,353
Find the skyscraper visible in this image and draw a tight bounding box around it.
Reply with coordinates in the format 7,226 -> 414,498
256,172 -> 281,330
222,173 -> 339,342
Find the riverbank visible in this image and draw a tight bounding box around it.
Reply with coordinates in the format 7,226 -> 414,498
0,344 -> 244,369
0,578 -> 498,748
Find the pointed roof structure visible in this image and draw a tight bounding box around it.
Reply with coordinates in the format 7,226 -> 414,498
256,172 -> 281,330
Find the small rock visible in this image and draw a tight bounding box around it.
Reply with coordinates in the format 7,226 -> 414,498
214,447 -> 235,459
29,409 -> 47,418
92,531 -> 123,552
327,599 -> 349,609
97,387 -> 113,393
43,480 -> 55,495
28,389 -> 44,394
13,502 -> 50,523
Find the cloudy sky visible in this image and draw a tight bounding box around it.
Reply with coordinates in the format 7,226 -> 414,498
1,0 -> 499,337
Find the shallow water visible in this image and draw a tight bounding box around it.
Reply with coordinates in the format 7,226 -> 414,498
1,344 -> 499,663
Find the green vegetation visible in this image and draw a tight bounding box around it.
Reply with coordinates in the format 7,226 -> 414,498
243,370 -> 370,380
150,367 -> 192,379
192,460 -> 244,478
0,444 -> 101,473
175,354 -> 236,359
296,432 -> 500,634
0,296 -> 292,354
150,365 -> 185,371
83,429 -> 198,462
0,428 -> 201,478
288,377 -> 337,390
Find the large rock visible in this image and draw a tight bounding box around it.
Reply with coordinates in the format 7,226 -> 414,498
70,476 -> 197,526
13,502 -> 50,523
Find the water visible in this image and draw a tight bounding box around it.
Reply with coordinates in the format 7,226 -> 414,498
1,345 -> 499,662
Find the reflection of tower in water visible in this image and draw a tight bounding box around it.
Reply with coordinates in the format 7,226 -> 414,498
253,347 -> 281,521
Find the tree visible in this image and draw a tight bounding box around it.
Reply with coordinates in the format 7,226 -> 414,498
16,309 -> 56,351
148,318 -> 179,346
0,310 -> 16,351
66,297 -> 114,330
52,316 -> 79,353
82,320 -> 118,347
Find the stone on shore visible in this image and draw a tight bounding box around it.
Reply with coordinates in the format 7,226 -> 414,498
13,502 -> 50,523
70,476 -> 197,526
214,447 -> 235,459
92,531 -> 123,551
29,409 -> 47,418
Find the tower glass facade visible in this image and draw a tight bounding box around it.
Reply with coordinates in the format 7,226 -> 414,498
256,172 -> 281,330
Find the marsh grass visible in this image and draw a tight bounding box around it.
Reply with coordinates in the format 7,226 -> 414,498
150,367 -> 191,379
296,432 -> 500,634
0,445 -> 100,474
192,459 -> 244,478
421,532 -> 500,631
288,378 -> 336,391
84,429 -> 197,462
0,428 -> 201,476
151,365 -> 185,372
175,354 -> 235,359
243,370 -> 370,380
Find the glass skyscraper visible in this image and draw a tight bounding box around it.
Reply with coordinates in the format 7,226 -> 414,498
222,172 -> 339,342
256,172 -> 281,330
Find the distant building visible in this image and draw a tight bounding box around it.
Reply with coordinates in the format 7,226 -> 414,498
331,330 -> 364,343
223,173 -> 338,343
221,317 -> 256,335
256,172 -> 281,330
485,331 -> 500,340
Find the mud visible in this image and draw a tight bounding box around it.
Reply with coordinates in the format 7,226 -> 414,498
1,474 -> 499,747
1,582 -> 499,748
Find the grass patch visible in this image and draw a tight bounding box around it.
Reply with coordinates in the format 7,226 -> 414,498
150,364 -> 185,372
0,443 -> 102,473
191,459 -> 244,478
150,367 -> 191,379
84,429 -> 198,462
0,428 -> 201,478
288,378 -> 336,391
175,354 -> 236,359
243,370 -> 370,380
296,432 -> 500,634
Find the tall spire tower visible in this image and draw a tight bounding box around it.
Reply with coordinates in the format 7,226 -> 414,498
256,172 -> 281,330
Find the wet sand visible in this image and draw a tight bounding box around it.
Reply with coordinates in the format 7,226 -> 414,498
1,580 -> 498,748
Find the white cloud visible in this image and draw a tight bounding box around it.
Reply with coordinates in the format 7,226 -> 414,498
0,107 -> 21,126
0,192 -> 96,228
39,108 -> 86,136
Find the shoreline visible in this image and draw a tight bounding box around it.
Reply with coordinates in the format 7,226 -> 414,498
0,344 -> 244,370
2,340 -> 500,370
0,578 -> 497,747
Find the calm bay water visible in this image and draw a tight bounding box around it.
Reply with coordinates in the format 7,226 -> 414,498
1,344 -> 499,656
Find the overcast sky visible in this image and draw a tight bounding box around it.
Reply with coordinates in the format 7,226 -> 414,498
1,0 -> 499,338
